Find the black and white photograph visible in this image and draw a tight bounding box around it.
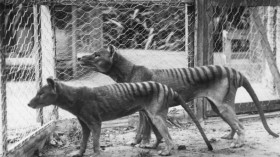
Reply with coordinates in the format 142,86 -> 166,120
0,0 -> 279,156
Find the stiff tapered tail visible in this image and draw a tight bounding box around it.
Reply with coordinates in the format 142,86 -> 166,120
242,77 -> 279,138
174,94 -> 213,151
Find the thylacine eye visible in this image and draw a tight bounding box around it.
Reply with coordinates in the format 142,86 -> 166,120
95,54 -> 100,57
37,93 -> 44,98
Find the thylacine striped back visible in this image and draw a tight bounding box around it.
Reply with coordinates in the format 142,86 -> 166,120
79,45 -> 279,147
157,65 -> 244,87
106,81 -> 177,101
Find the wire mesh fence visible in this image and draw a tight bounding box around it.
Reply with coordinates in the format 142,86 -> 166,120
0,1 -> 56,154
206,2 -> 279,109
53,1 -> 189,81
0,0 -> 280,155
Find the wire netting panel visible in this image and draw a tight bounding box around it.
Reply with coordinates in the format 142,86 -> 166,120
51,1 -> 194,123
206,1 -> 279,106
0,2 -> 55,150
53,2 -> 190,80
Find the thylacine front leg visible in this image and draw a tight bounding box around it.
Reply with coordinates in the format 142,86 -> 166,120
72,118 -> 91,157
135,111 -> 152,146
90,121 -> 102,156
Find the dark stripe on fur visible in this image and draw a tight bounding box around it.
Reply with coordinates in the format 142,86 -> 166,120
189,68 -> 196,83
194,67 -> 203,83
128,83 -> 136,96
182,68 -> 191,84
208,66 -> 216,81
177,69 -> 187,85
142,83 -> 148,95
201,66 -> 209,81
215,66 -> 223,79
147,82 -> 154,94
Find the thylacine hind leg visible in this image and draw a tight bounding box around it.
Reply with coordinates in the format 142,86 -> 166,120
209,99 -> 245,148
220,105 -> 245,148
208,99 -> 236,139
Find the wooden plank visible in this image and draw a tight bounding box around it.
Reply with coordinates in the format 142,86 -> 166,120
0,0 -> 194,4
210,0 -> 280,7
40,5 -> 56,123
185,4 -> 189,57
72,5 -> 77,78
205,1 -> 214,65
2,0 -> 280,6
187,4 -> 195,67
194,0 -> 207,121
0,4 -> 8,156
33,4 -> 43,126
277,6 -> 280,70
251,8 -> 280,97
206,100 -> 280,116
7,121 -> 56,157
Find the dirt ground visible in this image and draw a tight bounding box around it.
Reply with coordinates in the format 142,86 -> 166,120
40,116 -> 280,157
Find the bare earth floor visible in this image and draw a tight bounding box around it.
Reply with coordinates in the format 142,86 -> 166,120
41,116 -> 280,157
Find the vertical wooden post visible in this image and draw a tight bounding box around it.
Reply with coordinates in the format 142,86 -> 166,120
0,4 -> 8,156
34,5 -> 44,126
206,3 -> 214,66
251,8 -> 280,96
276,7 -> 280,72
195,0 -> 213,120
188,5 -> 195,67
50,5 -> 59,120
194,0 -> 204,121
72,5 -> 77,78
41,5 -> 56,122
185,4 -> 189,56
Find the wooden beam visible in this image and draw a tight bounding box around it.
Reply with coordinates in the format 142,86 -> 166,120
251,8 -> 280,97
206,100 -> 280,116
194,0 -> 207,121
72,5 -> 77,78
185,4 -> 189,57
2,0 -> 280,6
194,0 -> 214,120
7,121 -> 56,157
0,0 -> 194,4
40,5 -> 56,123
210,0 -> 280,7
187,4 -> 195,67
33,4 -> 44,126
0,4 -> 8,156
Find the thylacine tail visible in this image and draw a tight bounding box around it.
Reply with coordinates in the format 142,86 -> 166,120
241,76 -> 279,138
172,91 -> 213,151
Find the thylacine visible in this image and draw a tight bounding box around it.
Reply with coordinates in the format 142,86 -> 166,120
79,44 -> 279,148
28,78 -> 212,157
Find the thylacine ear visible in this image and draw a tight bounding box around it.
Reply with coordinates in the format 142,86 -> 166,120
107,44 -> 117,58
47,77 -> 57,92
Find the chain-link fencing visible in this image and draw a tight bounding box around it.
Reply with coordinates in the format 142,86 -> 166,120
205,1 -> 280,115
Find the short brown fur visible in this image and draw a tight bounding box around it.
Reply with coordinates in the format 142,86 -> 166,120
79,45 -> 278,148
28,78 -> 212,157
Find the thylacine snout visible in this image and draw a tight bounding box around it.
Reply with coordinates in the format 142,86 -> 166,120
78,54 -> 95,67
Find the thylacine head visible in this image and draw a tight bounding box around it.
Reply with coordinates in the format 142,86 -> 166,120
28,77 -> 58,109
79,44 -> 118,73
